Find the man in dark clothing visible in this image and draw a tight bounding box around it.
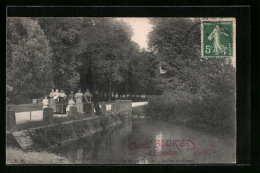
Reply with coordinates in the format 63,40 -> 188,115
83,89 -> 92,103
92,91 -> 102,116
68,91 -> 75,101
83,89 -> 92,113
59,89 -> 67,114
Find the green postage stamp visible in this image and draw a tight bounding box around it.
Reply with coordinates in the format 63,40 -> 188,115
201,18 -> 236,58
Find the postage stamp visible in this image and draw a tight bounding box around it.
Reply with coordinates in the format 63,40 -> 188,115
201,18 -> 236,58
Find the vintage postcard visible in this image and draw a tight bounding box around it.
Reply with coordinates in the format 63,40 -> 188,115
6,17 -> 236,164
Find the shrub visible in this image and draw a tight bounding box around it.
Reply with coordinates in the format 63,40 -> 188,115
132,105 -> 146,116
145,90 -> 235,134
90,118 -> 101,129
99,113 -> 121,129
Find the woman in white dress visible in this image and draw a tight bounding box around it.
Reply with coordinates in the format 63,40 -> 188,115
49,89 -> 56,112
53,89 -> 60,113
66,91 -> 75,113
42,96 -> 49,109
75,89 -> 83,113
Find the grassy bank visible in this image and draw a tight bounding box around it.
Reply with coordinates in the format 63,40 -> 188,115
145,92 -> 235,135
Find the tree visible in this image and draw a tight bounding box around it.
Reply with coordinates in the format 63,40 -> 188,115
37,17 -> 81,91
148,18 -> 235,99
76,18 -> 134,94
147,18 -> 236,130
127,50 -> 160,96
7,17 -> 164,104
7,17 -> 53,103
37,17 -> 136,97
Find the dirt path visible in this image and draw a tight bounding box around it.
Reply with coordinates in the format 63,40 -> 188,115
132,102 -> 148,107
6,147 -> 71,164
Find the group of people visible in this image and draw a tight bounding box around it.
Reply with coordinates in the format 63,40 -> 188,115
42,88 -> 95,114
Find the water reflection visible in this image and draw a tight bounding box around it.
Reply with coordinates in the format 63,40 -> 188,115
155,132 -> 163,152
51,118 -> 235,164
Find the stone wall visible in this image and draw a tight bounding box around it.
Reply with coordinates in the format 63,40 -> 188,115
9,115 -> 122,150
6,100 -> 132,150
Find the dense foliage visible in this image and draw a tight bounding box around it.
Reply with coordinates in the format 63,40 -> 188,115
7,17 -> 159,103
7,18 -> 53,103
146,18 -> 236,133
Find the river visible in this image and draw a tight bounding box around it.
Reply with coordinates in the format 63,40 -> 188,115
50,118 -> 236,164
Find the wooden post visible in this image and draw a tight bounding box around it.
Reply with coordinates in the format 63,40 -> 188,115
111,103 -> 116,112
101,104 -> 106,115
7,111 -> 16,130
43,108 -> 54,124
84,103 -> 94,116
30,111 -> 32,122
69,106 -> 78,117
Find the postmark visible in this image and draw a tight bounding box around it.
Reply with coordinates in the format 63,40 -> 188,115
201,18 -> 236,58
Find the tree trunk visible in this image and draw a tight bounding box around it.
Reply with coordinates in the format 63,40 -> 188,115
107,92 -> 110,102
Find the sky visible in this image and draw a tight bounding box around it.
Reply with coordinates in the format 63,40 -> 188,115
116,17 -> 235,67
117,18 -> 153,50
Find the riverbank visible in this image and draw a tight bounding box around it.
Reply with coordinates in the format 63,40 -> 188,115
6,147 -> 71,164
48,118 -> 235,164
133,103 -> 235,137
7,113 -> 131,150
6,113 -> 127,164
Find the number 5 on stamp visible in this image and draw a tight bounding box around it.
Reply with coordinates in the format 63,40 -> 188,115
201,18 -> 236,58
